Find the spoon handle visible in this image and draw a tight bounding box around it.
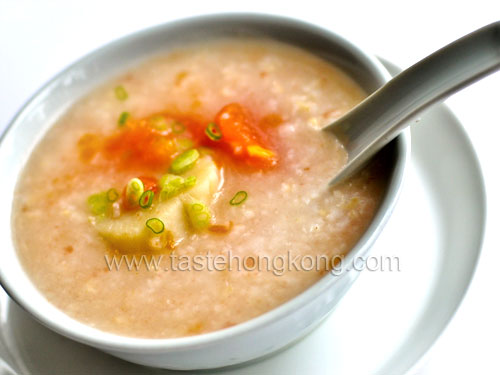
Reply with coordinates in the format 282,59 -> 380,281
328,21 -> 500,185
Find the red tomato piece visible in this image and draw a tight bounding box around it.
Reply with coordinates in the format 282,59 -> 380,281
213,103 -> 278,168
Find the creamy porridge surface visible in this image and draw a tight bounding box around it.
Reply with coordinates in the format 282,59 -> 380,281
13,39 -> 388,338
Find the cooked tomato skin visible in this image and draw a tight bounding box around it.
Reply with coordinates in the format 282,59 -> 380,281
104,113 -> 204,170
138,176 -> 159,193
97,105 -> 279,171
211,103 -> 278,168
105,125 -> 176,169
215,103 -> 258,155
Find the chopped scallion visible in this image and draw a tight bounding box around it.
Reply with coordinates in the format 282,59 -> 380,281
146,218 -> 165,234
230,191 -> 248,206
184,175 -> 197,188
185,200 -> 211,230
169,149 -> 199,174
117,112 -> 130,126
106,188 -> 120,203
159,174 -> 184,201
87,192 -> 108,216
114,85 -> 128,101
139,190 -> 154,209
125,178 -> 144,206
159,174 -> 197,201
159,174 -> 184,188
205,122 -> 222,141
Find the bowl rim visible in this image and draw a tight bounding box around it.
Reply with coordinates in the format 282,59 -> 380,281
0,12 -> 410,352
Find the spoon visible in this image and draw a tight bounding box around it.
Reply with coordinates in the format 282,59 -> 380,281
327,21 -> 500,186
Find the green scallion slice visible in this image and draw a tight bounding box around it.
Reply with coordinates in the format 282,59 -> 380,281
169,149 -> 199,174
87,193 -> 108,216
118,111 -> 129,126
146,218 -> 165,234
230,191 -> 248,206
159,174 -> 185,201
205,122 -> 222,141
184,175 -> 197,188
171,121 -> 185,134
114,85 -> 128,101
106,188 -> 120,203
139,190 -> 154,209
125,178 -> 144,206
158,174 -> 198,201
159,174 -> 185,189
185,201 -> 211,230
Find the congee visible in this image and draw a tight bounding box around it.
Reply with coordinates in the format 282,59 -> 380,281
13,39 -> 388,338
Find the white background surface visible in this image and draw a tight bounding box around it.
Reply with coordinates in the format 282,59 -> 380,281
1,1 -> 499,374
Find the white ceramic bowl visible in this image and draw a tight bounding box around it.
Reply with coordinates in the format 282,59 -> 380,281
0,14 -> 409,370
